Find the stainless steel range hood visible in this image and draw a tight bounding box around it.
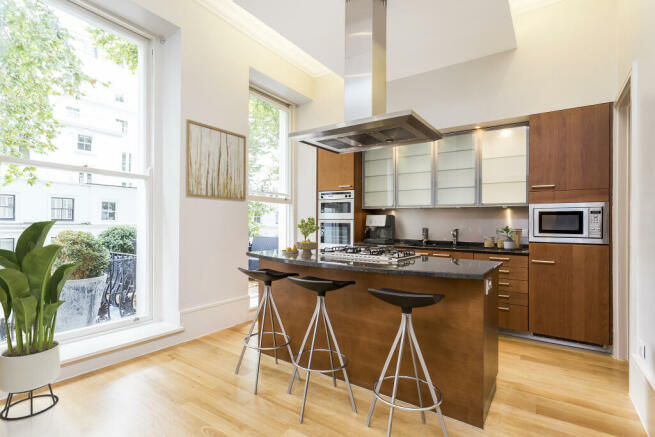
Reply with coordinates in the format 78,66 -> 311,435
289,0 -> 442,154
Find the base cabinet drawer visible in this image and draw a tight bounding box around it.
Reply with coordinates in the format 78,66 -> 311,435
498,267 -> 528,281
497,278 -> 528,293
497,304 -> 528,331
474,253 -> 528,270
497,290 -> 528,306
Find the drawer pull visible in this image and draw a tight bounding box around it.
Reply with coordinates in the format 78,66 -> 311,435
338,184 -> 353,188
432,253 -> 451,258
498,306 -> 510,311
531,184 -> 556,188
499,269 -> 510,273
489,257 -> 510,261
499,282 -> 510,286
498,294 -> 510,298
531,259 -> 555,264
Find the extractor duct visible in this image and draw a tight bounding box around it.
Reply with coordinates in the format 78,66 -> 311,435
289,0 -> 442,153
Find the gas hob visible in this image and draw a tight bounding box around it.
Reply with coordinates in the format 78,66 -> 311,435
321,246 -> 419,264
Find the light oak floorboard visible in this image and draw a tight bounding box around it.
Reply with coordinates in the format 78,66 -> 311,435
1,324 -> 646,437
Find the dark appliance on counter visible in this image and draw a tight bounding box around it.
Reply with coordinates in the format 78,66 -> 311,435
363,214 -> 395,245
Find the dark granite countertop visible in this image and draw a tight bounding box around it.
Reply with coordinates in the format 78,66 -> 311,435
248,250 -> 501,280
357,239 -> 529,256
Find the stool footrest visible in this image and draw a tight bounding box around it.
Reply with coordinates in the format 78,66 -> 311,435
242,331 -> 291,351
293,348 -> 349,374
372,375 -> 443,412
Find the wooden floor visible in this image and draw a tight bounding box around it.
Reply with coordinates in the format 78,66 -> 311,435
1,323 -> 646,437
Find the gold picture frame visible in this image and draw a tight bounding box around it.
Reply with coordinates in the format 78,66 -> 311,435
186,120 -> 246,200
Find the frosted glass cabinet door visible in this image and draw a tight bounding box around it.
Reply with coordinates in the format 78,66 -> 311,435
436,133 -> 476,205
364,148 -> 394,208
396,142 -> 432,206
480,126 -> 528,204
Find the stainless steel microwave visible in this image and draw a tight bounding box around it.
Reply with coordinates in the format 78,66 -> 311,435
529,202 -> 609,244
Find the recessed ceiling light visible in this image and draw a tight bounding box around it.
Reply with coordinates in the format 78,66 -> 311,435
475,125 -> 481,129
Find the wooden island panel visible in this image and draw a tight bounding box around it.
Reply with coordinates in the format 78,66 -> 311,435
258,259 -> 498,428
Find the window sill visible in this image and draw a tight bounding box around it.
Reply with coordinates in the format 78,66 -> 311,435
59,321 -> 184,366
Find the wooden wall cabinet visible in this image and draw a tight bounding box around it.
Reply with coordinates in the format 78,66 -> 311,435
529,103 -> 611,203
317,149 -> 360,192
529,243 -> 610,345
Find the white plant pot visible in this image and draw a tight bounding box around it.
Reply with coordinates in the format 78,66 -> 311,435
503,240 -> 516,250
0,343 -> 60,394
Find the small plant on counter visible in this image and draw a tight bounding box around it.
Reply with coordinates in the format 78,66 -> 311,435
0,221 -> 76,356
297,217 -> 319,244
499,225 -> 513,239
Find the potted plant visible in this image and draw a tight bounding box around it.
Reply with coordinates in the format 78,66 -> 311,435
52,231 -> 109,331
0,221 -> 76,419
297,217 -> 319,257
499,226 -> 515,249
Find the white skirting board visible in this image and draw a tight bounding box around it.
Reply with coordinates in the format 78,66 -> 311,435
0,294 -> 250,401
630,357 -> 655,436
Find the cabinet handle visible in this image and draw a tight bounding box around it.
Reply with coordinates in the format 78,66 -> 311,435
531,259 -> 555,264
338,184 -> 353,188
432,253 -> 451,258
499,269 -> 510,273
498,294 -> 510,298
499,282 -> 511,286
489,257 -> 510,261
531,184 -> 556,189
498,306 -> 510,311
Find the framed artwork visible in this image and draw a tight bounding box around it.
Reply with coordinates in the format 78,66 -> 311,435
186,120 -> 246,200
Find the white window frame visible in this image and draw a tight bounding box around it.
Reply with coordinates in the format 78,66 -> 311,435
77,133 -> 93,151
101,201 -> 117,221
0,194 -> 15,221
247,88 -> 296,248
0,0 -> 157,343
51,196 -> 75,221
0,237 -> 14,251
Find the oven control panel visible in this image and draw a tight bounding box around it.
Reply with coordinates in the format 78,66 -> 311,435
588,209 -> 603,238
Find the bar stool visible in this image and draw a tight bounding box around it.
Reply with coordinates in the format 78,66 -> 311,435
287,276 -> 357,423
366,288 -> 449,437
236,267 -> 298,394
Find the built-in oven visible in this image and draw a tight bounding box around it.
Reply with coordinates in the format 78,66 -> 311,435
318,190 -> 355,220
319,219 -> 354,250
529,202 -> 609,244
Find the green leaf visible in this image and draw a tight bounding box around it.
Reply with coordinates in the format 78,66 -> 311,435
22,244 -> 61,302
13,296 -> 38,348
46,263 -> 76,303
0,249 -> 19,270
0,268 -> 30,302
43,300 -> 64,331
15,221 -> 56,266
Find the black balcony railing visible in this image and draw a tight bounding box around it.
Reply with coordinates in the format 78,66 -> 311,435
97,252 -> 137,322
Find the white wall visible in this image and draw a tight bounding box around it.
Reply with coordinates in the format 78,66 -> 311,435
295,73 -> 343,241
617,0 -> 655,433
387,0 -> 618,129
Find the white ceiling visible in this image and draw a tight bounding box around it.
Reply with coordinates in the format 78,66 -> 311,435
234,0 -> 517,81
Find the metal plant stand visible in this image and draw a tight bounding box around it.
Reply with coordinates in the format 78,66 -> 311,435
0,384 -> 58,421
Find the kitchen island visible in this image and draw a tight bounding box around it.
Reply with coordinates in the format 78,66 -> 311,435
247,249 -> 500,428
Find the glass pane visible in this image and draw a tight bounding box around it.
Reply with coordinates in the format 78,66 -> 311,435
436,133 -> 476,205
364,148 -> 393,207
320,201 -> 352,215
320,222 -> 352,246
480,126 -> 527,204
539,211 -> 584,234
248,95 -> 290,197
396,142 -> 432,207
0,1 -> 147,178
0,165 -> 147,339
248,201 -> 290,248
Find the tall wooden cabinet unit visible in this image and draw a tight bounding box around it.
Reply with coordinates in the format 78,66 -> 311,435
529,103 -> 611,203
529,243 -> 610,345
317,149 -> 360,192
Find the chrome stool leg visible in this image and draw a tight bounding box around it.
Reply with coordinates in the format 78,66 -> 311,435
289,295 -> 357,423
367,313 -> 449,437
236,283 -> 296,394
